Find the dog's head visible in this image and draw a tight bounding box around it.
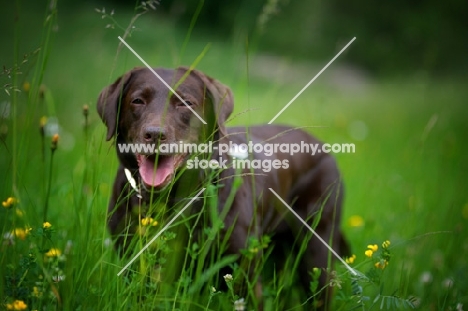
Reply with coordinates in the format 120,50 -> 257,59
97,67 -> 233,190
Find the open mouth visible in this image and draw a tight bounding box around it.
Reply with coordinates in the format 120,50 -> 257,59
136,153 -> 186,190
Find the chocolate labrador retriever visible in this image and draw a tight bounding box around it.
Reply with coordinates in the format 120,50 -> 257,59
97,67 -> 349,309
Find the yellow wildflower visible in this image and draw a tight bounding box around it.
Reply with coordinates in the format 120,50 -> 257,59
382,240 -> 391,248
51,134 -> 59,151
40,116 -> 47,137
12,228 -> 31,240
375,260 -> 389,269
83,104 -> 89,117
141,217 -> 158,227
367,244 -> 378,252
2,197 -> 17,208
45,248 -> 61,257
348,215 -> 364,227
365,250 -> 373,258
345,254 -> 356,264
6,300 -> 27,310
40,116 -> 48,127
33,286 -> 42,297
43,222 -> 52,229
15,208 -> 24,217
22,82 -> 31,92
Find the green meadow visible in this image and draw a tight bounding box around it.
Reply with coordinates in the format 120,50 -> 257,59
1,1 -> 467,310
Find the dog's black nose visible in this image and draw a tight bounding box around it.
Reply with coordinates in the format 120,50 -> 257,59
143,126 -> 167,143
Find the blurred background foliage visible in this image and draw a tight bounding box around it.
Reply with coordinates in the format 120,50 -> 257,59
147,0 -> 467,76
4,0 -> 467,77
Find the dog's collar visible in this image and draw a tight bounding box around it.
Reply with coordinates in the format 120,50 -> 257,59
124,168 -> 142,199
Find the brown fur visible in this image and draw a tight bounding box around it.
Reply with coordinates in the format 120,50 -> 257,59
97,67 -> 349,309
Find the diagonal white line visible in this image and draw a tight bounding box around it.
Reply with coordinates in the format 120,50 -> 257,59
268,188 -> 358,275
117,188 -> 206,276
268,37 -> 356,124
117,36 -> 207,125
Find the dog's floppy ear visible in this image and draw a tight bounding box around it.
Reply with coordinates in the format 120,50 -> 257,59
96,71 -> 133,141
184,68 -> 234,139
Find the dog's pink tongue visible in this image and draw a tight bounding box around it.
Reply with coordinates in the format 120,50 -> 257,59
138,155 -> 174,187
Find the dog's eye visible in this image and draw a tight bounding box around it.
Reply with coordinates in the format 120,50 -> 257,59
132,98 -> 144,105
178,100 -> 193,107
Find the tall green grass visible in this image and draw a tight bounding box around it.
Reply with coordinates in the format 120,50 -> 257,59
1,1 -> 467,310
